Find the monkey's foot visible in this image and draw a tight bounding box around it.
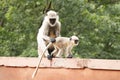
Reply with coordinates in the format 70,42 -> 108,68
67,54 -> 73,58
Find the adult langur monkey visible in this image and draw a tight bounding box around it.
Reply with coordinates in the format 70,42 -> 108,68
37,10 -> 61,60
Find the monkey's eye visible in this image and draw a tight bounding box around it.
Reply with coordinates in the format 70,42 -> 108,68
74,40 -> 79,44
50,18 -> 56,24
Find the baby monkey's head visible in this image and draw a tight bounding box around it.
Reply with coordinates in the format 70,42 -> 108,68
70,36 -> 79,46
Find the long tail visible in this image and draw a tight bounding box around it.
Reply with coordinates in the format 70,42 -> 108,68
32,42 -> 52,79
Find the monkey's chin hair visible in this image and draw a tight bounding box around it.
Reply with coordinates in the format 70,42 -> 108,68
74,43 -> 79,46
49,23 -> 56,27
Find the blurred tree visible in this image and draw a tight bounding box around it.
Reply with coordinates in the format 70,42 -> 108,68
0,0 -> 120,59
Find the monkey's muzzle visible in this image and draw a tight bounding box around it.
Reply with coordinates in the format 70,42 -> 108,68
74,40 -> 79,44
50,18 -> 56,25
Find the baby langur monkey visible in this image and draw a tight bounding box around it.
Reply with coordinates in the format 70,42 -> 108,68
51,36 -> 79,58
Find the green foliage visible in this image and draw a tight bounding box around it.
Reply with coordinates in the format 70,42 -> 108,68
0,0 -> 120,59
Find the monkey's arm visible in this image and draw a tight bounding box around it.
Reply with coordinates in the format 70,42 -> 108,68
37,29 -> 50,43
39,23 -> 51,41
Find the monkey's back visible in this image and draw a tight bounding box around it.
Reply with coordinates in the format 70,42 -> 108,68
55,37 -> 70,49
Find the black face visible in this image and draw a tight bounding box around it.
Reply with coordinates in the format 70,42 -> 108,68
74,40 -> 79,44
50,18 -> 56,25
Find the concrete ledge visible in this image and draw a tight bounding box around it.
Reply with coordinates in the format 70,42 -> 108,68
0,57 -> 120,70
0,57 -> 120,80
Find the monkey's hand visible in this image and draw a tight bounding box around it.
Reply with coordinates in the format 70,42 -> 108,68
47,55 -> 53,60
50,38 -> 56,43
